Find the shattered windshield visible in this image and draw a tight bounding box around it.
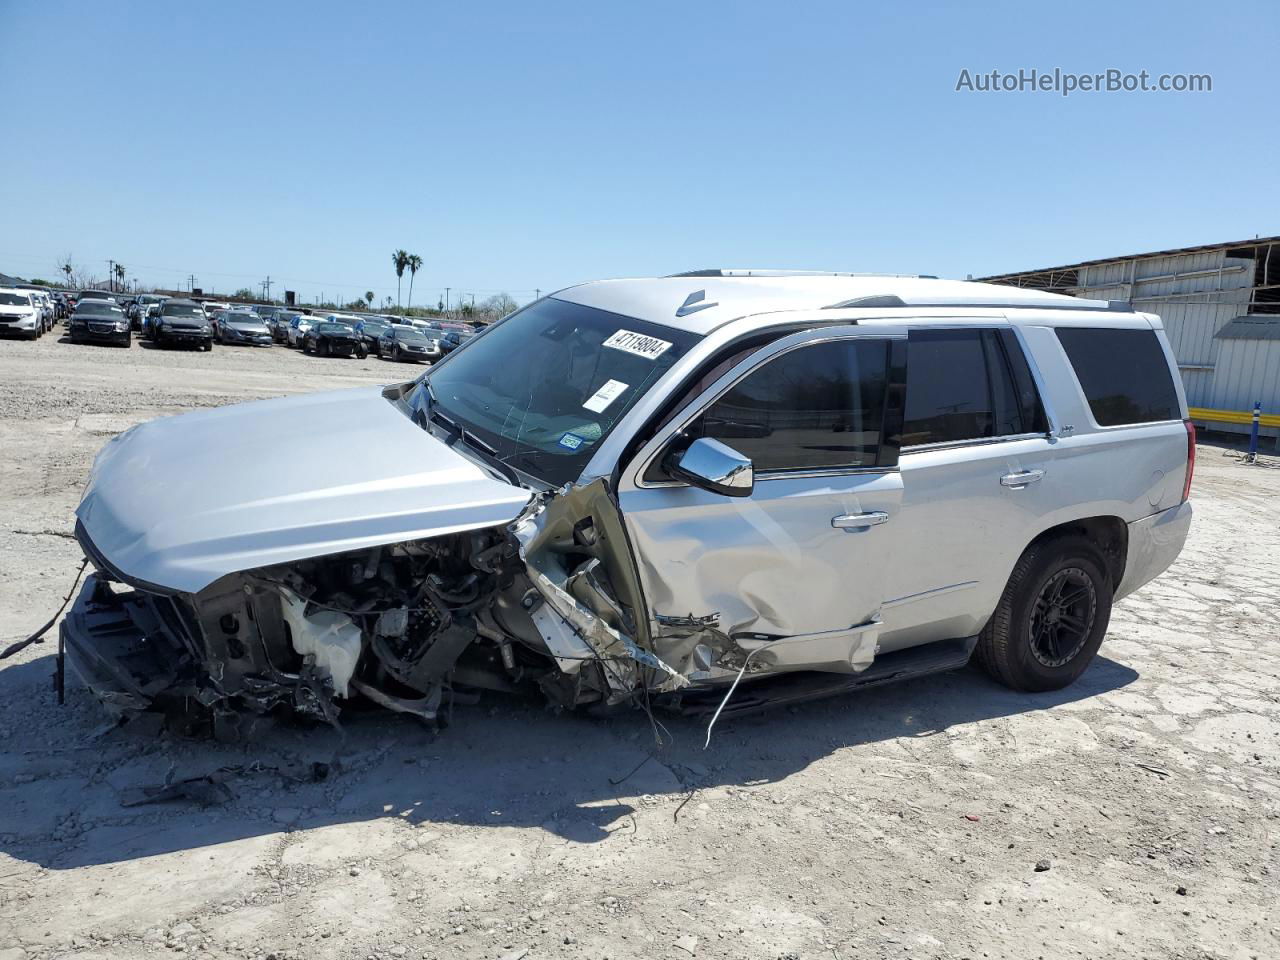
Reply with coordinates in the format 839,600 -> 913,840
415,298 -> 698,486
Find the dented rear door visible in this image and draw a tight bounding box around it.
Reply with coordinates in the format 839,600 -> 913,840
616,325 -> 908,676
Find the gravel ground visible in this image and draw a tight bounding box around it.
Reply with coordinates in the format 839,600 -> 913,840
0,330 -> 1277,960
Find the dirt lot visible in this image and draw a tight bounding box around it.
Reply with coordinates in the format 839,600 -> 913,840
0,331 -> 1277,960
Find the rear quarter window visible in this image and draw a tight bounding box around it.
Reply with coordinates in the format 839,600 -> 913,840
1055,327 -> 1181,426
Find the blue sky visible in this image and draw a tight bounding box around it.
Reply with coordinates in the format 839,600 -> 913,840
1,0 -> 1275,306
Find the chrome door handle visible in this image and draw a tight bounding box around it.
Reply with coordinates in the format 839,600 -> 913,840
832,511 -> 889,530
1000,469 -> 1046,488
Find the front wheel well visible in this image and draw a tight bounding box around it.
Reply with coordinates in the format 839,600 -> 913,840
1026,516 -> 1128,589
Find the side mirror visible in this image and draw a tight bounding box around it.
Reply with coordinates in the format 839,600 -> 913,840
664,437 -> 754,498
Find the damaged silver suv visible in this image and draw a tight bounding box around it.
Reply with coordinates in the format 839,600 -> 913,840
55,272 -> 1194,737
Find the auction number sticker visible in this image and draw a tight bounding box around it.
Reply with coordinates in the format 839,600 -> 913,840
603,329 -> 673,360
583,379 -> 629,413
558,432 -> 586,451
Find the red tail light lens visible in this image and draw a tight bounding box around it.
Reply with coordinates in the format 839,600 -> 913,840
1182,419 -> 1196,503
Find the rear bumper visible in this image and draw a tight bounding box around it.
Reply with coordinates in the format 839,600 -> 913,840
1115,501 -> 1193,602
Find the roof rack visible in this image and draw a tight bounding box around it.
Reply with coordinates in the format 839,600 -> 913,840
669,269 -> 937,279
824,295 -> 1135,313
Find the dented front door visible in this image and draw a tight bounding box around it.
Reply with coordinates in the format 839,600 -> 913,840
616,326 -> 907,678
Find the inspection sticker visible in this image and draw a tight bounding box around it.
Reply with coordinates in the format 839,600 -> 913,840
603,329 -> 672,360
583,379 -> 629,413
558,432 -> 585,451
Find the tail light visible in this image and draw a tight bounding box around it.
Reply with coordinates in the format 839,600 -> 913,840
1182,419 -> 1196,503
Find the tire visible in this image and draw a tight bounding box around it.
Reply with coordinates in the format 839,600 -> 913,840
393,345 -> 402,362
975,535 -> 1113,692
302,339 -> 311,354
205,339 -> 214,352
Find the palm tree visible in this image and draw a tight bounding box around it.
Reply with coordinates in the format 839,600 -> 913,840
62,263 -> 73,286
392,250 -> 409,311
365,290 -> 375,310
114,263 -> 126,291
405,254 -> 422,312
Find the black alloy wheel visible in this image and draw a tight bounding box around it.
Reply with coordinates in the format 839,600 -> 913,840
1028,567 -> 1097,668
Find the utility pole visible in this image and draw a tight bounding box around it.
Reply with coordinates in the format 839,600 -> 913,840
535,288 -> 540,300
188,274 -> 196,293
106,260 -> 115,292
469,293 -> 475,308
262,276 -> 273,302
444,287 -> 450,314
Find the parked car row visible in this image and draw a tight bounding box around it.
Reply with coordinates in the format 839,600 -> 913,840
1,288 -> 484,362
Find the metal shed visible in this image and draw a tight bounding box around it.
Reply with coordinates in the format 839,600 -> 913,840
981,237 -> 1280,439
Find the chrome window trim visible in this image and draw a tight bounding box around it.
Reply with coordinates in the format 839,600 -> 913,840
901,432 -> 1046,455
627,325 -> 907,492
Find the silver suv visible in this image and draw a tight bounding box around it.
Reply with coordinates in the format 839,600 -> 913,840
56,273 -> 1193,733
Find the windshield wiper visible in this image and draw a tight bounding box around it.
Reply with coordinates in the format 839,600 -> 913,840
431,408 -> 498,457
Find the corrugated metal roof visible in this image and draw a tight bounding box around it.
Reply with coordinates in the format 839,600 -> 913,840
1214,315 -> 1280,341
979,235 -> 1280,282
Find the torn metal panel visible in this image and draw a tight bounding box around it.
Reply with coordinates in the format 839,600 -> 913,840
512,483 -> 689,696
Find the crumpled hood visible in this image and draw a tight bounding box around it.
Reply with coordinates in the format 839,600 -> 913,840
76,386 -> 533,594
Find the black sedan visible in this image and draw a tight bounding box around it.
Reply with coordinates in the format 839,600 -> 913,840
68,300 -> 131,347
302,321 -> 367,358
377,325 -> 441,363
152,300 -> 215,350
354,317 -> 391,354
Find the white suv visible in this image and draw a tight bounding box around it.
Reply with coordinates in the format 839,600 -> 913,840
56,273 -> 1194,732
0,288 -> 42,339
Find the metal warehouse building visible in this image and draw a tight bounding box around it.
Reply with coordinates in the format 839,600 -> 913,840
981,236 -> 1280,439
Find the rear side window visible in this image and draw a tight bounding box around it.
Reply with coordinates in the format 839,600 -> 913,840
1055,328 -> 1180,426
903,329 -> 1046,446
686,339 -> 896,472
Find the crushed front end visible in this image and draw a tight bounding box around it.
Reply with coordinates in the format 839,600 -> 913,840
60,490 -> 690,739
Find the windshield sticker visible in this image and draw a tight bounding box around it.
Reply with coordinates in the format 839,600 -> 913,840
603,329 -> 673,360
583,379 -> 629,414
558,432 -> 586,451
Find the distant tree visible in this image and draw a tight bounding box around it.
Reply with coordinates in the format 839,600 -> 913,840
392,250 -> 409,311
114,263 -> 126,291
405,254 -> 423,311
61,262 -> 73,287
479,292 -> 518,320
365,290 -> 375,309
233,287 -> 255,300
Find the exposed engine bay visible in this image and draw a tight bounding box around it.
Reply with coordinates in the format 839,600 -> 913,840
59,484 -> 702,740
